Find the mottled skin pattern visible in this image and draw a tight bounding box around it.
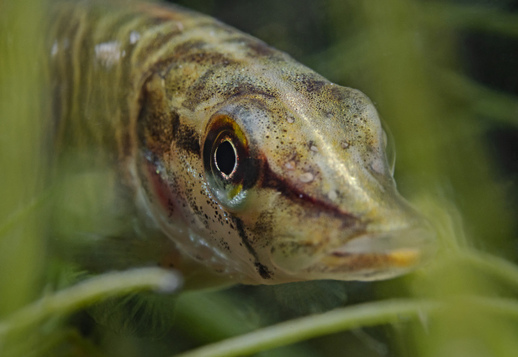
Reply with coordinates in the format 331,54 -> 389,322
50,0 -> 433,286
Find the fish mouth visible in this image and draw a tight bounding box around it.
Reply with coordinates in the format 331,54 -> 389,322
272,227 -> 435,281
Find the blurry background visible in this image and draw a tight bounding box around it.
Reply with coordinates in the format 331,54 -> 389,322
1,0 -> 518,356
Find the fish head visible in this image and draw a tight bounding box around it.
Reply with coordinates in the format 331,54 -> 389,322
198,75 -> 434,283
137,55 -> 434,285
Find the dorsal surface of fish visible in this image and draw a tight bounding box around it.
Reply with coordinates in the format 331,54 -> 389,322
49,0 -> 433,286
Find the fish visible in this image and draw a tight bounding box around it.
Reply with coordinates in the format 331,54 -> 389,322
49,0 -> 434,287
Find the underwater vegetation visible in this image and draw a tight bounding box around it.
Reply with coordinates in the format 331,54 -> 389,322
1,0 -> 518,356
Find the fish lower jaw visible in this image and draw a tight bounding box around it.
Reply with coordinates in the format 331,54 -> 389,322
272,227 -> 435,282
313,248 -> 422,281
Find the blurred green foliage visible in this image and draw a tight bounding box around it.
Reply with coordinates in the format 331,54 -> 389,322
1,0 -> 518,356
1,1 -> 50,355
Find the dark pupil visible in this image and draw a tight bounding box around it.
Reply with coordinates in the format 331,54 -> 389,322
215,140 -> 236,176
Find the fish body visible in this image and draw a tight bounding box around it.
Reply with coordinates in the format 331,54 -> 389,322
49,0 -> 433,286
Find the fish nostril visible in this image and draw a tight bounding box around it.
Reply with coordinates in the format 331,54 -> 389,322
369,157 -> 387,176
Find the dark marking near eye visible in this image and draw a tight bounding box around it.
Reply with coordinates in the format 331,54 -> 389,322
137,74 -> 174,155
176,124 -> 201,156
233,217 -> 272,279
259,158 -> 361,229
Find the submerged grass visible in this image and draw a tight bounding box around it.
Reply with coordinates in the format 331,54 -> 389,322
1,0 -> 518,356
0,268 -> 181,339
174,294 -> 518,357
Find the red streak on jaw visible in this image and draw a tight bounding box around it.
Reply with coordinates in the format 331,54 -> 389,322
145,159 -> 176,219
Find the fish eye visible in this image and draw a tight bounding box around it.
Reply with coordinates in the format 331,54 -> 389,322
214,138 -> 237,178
203,114 -> 261,208
207,122 -> 245,186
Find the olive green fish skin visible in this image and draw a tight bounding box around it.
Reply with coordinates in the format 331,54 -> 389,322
50,0 -> 433,285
